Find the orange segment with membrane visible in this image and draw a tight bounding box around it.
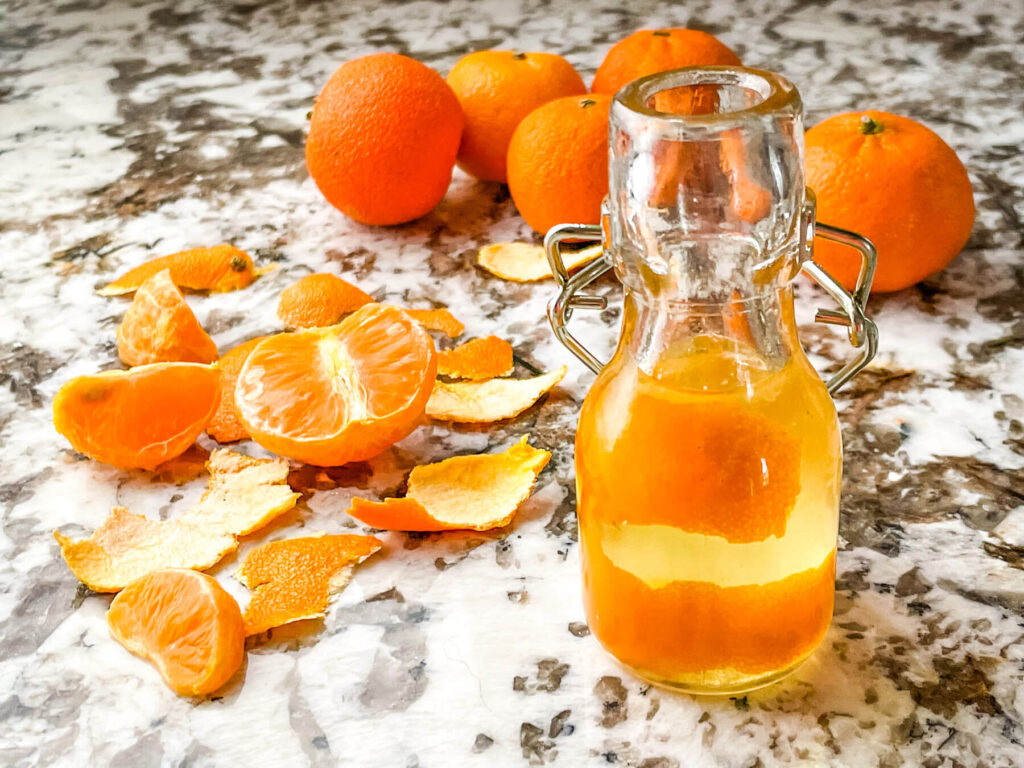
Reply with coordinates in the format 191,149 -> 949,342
117,270 -> 219,366
108,569 -> 246,697
99,244 -> 257,296
437,336 -> 514,380
238,534 -> 382,636
347,436 -> 551,531
585,543 -> 835,677
55,449 -> 299,592
276,273 -> 374,329
235,303 -> 437,466
426,366 -> 567,423
403,307 -> 465,337
52,362 -> 220,470
207,335 -> 273,443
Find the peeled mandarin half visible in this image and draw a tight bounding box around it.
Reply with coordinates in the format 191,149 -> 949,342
235,303 -> 437,466
107,569 -> 245,697
53,363 -> 220,470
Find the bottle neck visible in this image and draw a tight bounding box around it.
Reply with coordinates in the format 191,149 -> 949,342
616,282 -> 800,392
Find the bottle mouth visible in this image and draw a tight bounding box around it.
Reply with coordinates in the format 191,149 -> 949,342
613,66 -> 802,134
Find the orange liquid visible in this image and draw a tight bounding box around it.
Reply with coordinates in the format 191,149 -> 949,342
576,337 -> 841,692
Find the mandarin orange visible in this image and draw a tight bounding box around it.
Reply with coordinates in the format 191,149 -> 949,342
305,53 -> 464,226
507,94 -> 612,234
446,50 -> 586,183
806,111 -> 975,292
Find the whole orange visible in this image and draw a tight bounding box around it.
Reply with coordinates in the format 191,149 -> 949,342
806,111 -> 975,293
592,28 -> 741,95
305,53 -> 464,226
507,95 -> 612,235
446,51 -> 586,183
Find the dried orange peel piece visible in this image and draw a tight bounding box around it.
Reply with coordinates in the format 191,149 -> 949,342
426,366 -> 567,423
403,307 -> 465,337
99,244 -> 258,296
437,336 -> 514,380
55,449 -> 299,592
237,533 -> 382,636
477,242 -> 602,282
347,436 -> 551,531
277,273 -> 374,329
117,269 -> 219,366
208,335 -> 273,443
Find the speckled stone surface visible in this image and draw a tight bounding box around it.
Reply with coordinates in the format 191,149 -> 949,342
2,0 -> 1023,766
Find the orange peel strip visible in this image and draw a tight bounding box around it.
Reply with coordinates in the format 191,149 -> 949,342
237,533 -> 382,636
276,273 -> 374,329
426,366 -> 567,423
437,336 -> 514,380
99,244 -> 257,296
347,436 -> 551,531
477,242 -> 602,282
403,308 -> 465,338
55,449 -> 299,592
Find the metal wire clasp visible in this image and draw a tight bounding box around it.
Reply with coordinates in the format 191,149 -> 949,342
545,198 -> 880,394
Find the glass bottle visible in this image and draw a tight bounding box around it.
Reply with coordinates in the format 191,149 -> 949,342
545,66 -> 878,694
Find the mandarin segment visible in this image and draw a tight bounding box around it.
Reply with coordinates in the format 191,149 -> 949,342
116,269 -> 219,367
346,436 -> 551,531
426,366 -> 566,423
208,335 -> 273,443
99,244 -> 256,296
237,534 -> 383,636
55,449 -> 299,592
276,273 -> 374,329
52,362 -> 220,470
403,307 -> 465,338
476,242 -> 603,282
107,569 -> 245,697
235,303 -> 437,466
437,336 -> 513,380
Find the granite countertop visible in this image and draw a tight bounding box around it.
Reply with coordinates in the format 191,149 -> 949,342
2,0 -> 1023,766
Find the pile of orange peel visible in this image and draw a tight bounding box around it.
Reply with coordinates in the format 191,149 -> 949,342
52,240 -> 577,696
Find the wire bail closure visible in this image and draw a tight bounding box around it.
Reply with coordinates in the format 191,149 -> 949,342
544,194 -> 879,395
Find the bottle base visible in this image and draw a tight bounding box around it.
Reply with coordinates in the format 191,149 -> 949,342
613,651 -> 814,696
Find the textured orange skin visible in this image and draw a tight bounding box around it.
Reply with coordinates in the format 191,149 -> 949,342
806,111 -> 975,293
108,569 -> 245,697
591,29 -> 741,95
53,363 -> 220,470
507,95 -> 612,235
207,336 -> 272,443
235,304 -> 437,467
100,245 -> 255,295
584,546 -> 835,678
240,534 -> 382,636
117,270 -> 219,367
446,51 -> 586,183
276,273 -> 374,329
305,53 -> 464,226
437,335 -> 514,379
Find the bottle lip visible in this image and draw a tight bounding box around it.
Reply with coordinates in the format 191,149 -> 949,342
613,65 -> 802,131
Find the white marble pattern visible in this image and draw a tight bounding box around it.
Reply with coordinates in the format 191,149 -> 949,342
1,0 -> 1023,766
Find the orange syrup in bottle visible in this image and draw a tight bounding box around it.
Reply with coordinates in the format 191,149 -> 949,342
575,333 -> 840,693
